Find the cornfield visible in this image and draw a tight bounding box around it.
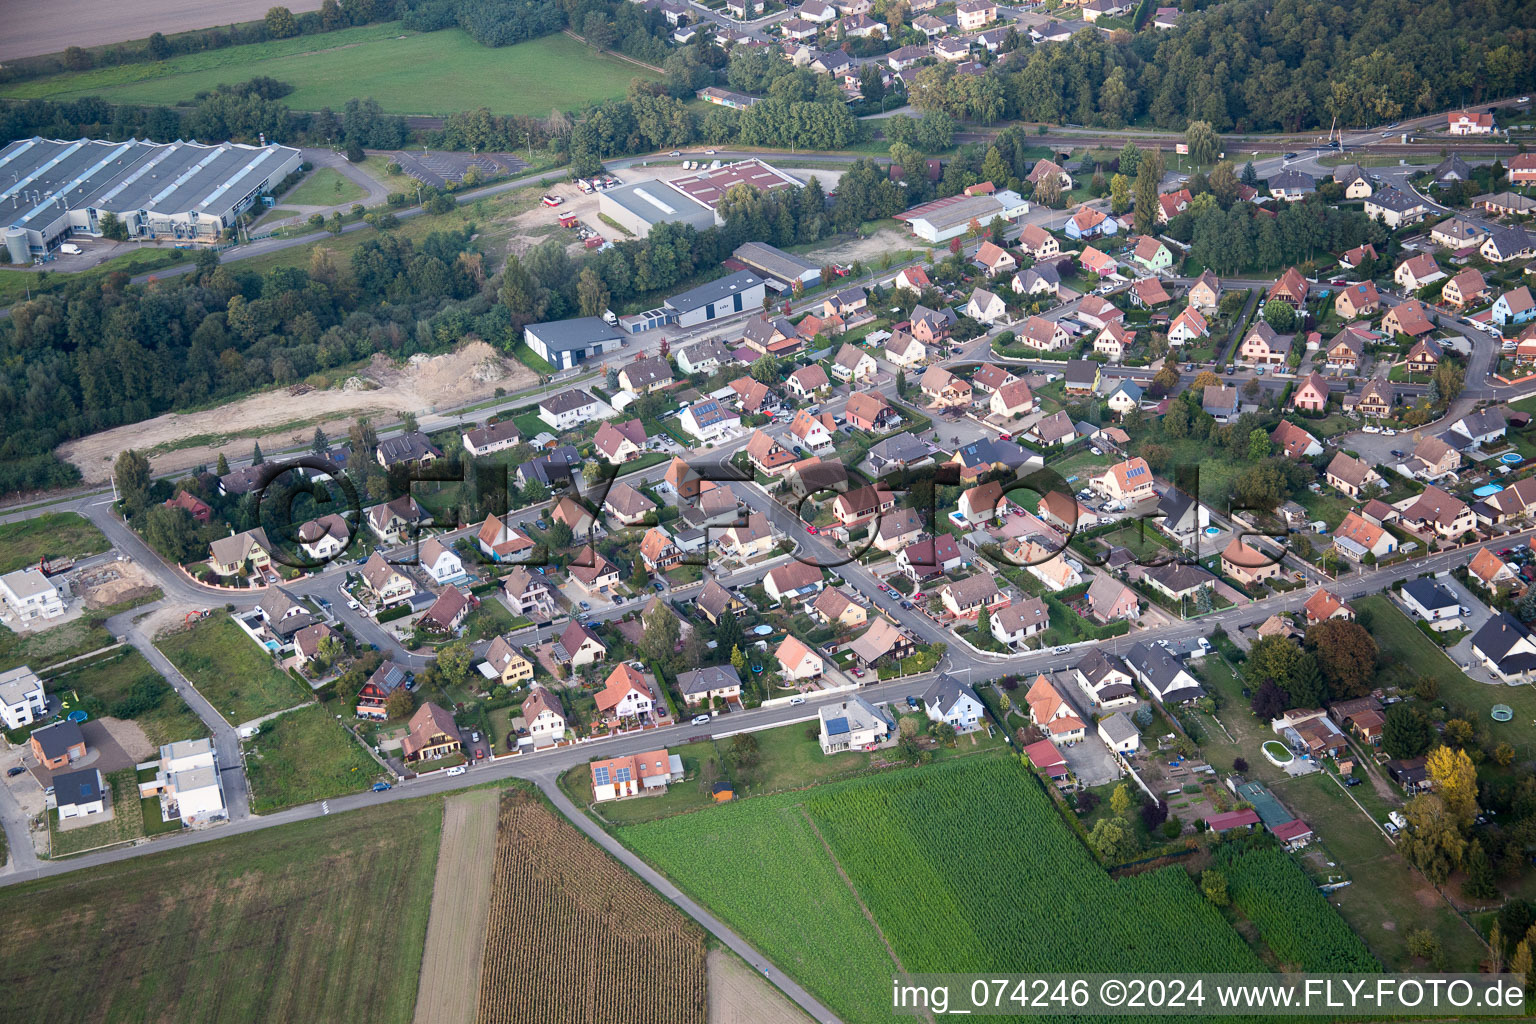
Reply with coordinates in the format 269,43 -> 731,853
476,792 -> 706,1024
1217,845 -> 1379,972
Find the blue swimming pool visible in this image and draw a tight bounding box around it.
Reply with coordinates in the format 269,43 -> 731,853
1503,452 -> 1524,465
1474,483 -> 1505,497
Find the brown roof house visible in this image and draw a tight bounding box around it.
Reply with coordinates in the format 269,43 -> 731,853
402,703 -> 461,763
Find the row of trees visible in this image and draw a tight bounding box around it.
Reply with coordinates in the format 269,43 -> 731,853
906,0 -> 1536,133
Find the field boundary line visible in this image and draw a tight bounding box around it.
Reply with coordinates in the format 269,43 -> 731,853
414,790 -> 499,1024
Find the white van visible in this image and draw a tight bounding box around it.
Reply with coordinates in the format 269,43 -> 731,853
59,243 -> 82,255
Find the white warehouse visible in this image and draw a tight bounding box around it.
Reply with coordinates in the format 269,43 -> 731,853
1,135 -> 303,260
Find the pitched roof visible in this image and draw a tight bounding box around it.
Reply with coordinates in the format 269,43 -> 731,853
596,663 -> 650,712
1270,419 -> 1319,459
848,617 -> 912,663
402,702 -> 458,757
1326,452 -> 1377,489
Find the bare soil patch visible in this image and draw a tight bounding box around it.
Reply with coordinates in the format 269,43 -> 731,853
706,949 -> 812,1024
3,0 -> 325,62
97,716 -> 156,763
75,559 -> 160,610
414,789 -> 500,1024
58,340 -> 532,483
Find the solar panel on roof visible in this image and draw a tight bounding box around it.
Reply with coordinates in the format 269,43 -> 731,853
826,717 -> 850,736
615,766 -> 631,782
593,764 -> 611,785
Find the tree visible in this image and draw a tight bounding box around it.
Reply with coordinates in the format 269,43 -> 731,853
499,255 -> 537,332
547,520 -> 573,549
726,732 -> 759,781
143,505 -> 200,563
98,212 -> 129,241
265,6 -> 300,37
115,449 -> 153,515
250,441 -> 264,466
384,686 -> 415,720
1512,940 -> 1533,985
713,611 -> 742,655
1286,654 -> 1326,709
1240,161 -> 1259,187
1109,783 -> 1132,817
1304,619 -> 1378,698
1184,120 -> 1220,165
639,601 -> 680,663
750,354 -> 780,385
1382,704 -> 1434,759
1117,142 -> 1141,179
1432,360 -> 1465,405
1263,300 -> 1296,331
1462,839 -> 1499,901
1141,798 -> 1169,831
1407,928 -> 1441,965
1190,370 -> 1220,391
216,453 -> 231,476
311,426 -> 329,455
1201,869 -> 1229,906
1109,173 -> 1132,215
401,411 -> 419,434
1250,679 -> 1286,720
1208,161 -> 1239,207
1034,173 -> 1063,208
1427,745 -> 1479,831
1087,817 -> 1133,861
1401,794 -> 1467,886
577,267 -> 611,319
976,605 -> 991,641
1247,635 -> 1301,686
730,644 -> 747,674
436,641 -> 474,686
698,756 -> 721,796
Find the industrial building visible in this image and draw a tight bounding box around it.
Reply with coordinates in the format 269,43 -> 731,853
597,179 -> 717,237
732,241 -> 821,290
523,317 -> 626,371
1,136 -> 303,260
895,190 -> 1031,243
664,270 -> 767,328
669,158 -> 803,209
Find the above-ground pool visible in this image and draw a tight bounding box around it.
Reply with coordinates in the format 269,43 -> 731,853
65,710 -> 88,723
1474,483 -> 1506,497
1262,740 -> 1294,766
1493,704 -> 1514,722
1503,452 -> 1524,465
1204,526 -> 1221,537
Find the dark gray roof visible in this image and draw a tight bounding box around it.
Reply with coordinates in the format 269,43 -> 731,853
869,432 -> 931,466
1434,154 -> 1472,180
376,431 -> 442,467
1125,642 -> 1203,701
1269,169 -> 1315,190
677,665 -> 743,696
526,317 -> 624,354
1144,562 -> 1214,593
922,673 -> 982,717
1402,577 -> 1458,613
52,768 -> 101,807
1368,187 -> 1422,213
31,720 -> 84,759
518,445 -> 581,486
1472,613 -> 1536,665
954,438 -> 1028,468
539,389 -> 600,416
1076,648 -> 1126,687
666,271 -> 764,314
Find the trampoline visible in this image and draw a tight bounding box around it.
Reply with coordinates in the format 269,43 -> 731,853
1492,705 -> 1514,722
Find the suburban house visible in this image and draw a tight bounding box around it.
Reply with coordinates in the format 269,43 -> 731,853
1401,485 -> 1476,540
603,482 -> 657,526
1470,614 -> 1536,683
1443,268 -> 1490,309
1493,286 -> 1536,327
920,365 -> 973,407
557,620 -> 608,669
1099,713 -> 1140,754
1406,337 -> 1443,374
764,561 -> 825,603
1094,322 -> 1134,363
1130,277 -> 1171,308
1167,306 -> 1209,346
1339,242 -> 1376,269
1187,271 -> 1221,312
1333,512 -> 1397,561
1093,457 -> 1156,504
1400,577 -> 1463,630
831,343 -> 878,382
775,636 -> 824,681
679,398 -> 741,443
789,409 -> 837,453
973,240 -> 1017,277
921,673 -> 986,732
833,484 -> 898,526
30,720 -> 87,770
416,537 -> 465,585
694,580 -> 746,625
297,514 -> 350,562
617,356 -> 674,395
1383,300 -> 1434,338
1394,253 -> 1446,291
1026,675 -> 1087,742
53,768 -> 105,819
208,528 -> 273,577
1221,537 -> 1282,587
1071,650 -> 1136,713
874,507 -> 926,553
1364,187 -> 1428,228
717,514 -> 776,561
1153,488 -> 1209,548
1353,378 -> 1396,419
1268,267 -> 1309,309
1334,281 -> 1380,319
847,616 -> 918,667
589,749 -> 682,802
356,662 -> 410,719
991,596 -> 1050,646
910,304 -> 958,344
1018,315 -> 1070,351
1291,373 -> 1330,413
1078,577 -> 1135,627
846,391 -> 900,432
957,480 -> 1006,525
1132,235 -> 1173,272
1239,322 -> 1291,365
1303,589 -> 1355,625
419,587 -> 471,635
520,683 -> 567,745
818,697 -> 894,754
538,389 -> 605,431
361,553 -> 415,607
1017,223 -> 1059,259
1325,453 -> 1382,498
376,431 -> 442,469
478,516 -> 535,563
484,636 -> 535,687
965,287 -> 1008,324
0,666 -> 46,730
786,364 -> 831,397
0,568 -> 64,623
1268,169 -> 1315,201
1141,563 -> 1216,603
595,663 -> 657,722
1156,188 -> 1193,223
938,573 -> 1010,621
1448,109 -> 1495,134
1410,434 -> 1460,481
810,587 -> 868,629
1079,245 -> 1118,277
1124,642 -> 1204,703
594,419 -> 649,464
1334,167 -> 1373,200
165,490 -> 213,524
884,331 -> 929,368
746,429 -> 796,476
894,265 -> 932,292
990,378 -> 1036,419
366,494 -> 427,544
1271,420 -> 1322,459
1482,225 -> 1536,265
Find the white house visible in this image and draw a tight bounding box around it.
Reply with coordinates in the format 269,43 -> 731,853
1098,712 -> 1140,753
53,768 -> 106,819
137,737 -> 227,825
0,568 -> 64,623
538,389 -> 605,431
991,596 -> 1049,646
0,666 -> 46,730
921,673 -> 986,733
522,683 -> 568,745
965,287 -> 1008,324
1399,577 -> 1463,631
776,635 -> 825,681
819,697 -> 894,754
416,537 -> 466,585
679,398 -> 741,443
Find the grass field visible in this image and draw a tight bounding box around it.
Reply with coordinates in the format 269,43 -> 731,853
0,247 -> 185,307
0,24 -> 659,117
479,789 -> 706,1024
44,647 -> 206,747
0,795 -> 441,1023
0,594 -> 161,674
284,167 -> 366,207
157,616 -> 311,725
620,758 -> 1288,1023
244,704 -> 385,812
0,512 -> 109,574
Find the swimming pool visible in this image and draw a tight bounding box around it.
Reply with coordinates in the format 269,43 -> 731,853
1474,483 -> 1505,497
1502,452 -> 1524,465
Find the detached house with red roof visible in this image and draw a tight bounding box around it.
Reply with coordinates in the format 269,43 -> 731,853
1026,674 -> 1087,743
1448,109 -> 1495,135
1291,373 -> 1331,413
1268,267 -> 1309,309
1167,306 -> 1209,346
973,240 -> 1017,277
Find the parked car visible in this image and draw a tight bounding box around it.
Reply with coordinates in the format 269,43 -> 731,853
59,243 -> 82,255
692,714 -> 712,726
6,766 -> 24,777
446,765 -> 467,777
788,697 -> 805,706
1344,776 -> 1362,787
372,782 -> 391,792
579,601 -> 591,610
652,580 -> 666,591
1052,646 -> 1070,655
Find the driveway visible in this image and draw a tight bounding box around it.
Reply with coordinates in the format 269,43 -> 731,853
1063,737 -> 1122,787
1442,574 -> 1499,679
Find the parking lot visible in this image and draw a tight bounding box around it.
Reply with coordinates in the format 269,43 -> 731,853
389,149 -> 528,188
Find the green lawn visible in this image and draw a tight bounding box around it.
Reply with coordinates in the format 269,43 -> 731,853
0,247 -> 185,307
283,168 -> 366,207
44,648 -> 205,747
48,769 -> 143,858
460,595 -> 516,642
157,616 -> 312,725
0,512 -> 109,574
1275,770 -> 1484,971
1357,595 -> 1536,759
0,24 -> 660,117
0,593 -> 162,675
243,704 -> 386,813
0,794 -> 440,1022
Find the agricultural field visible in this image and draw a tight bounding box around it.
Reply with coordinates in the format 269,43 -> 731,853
1214,844 -> 1377,972
621,758 -> 1309,1023
414,790 -> 499,1024
0,24 -> 659,117
157,615 -> 312,725
43,647 -> 205,747
0,512 -> 109,574
476,789 -> 706,1024
243,704 -> 384,813
0,796 -> 441,1024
